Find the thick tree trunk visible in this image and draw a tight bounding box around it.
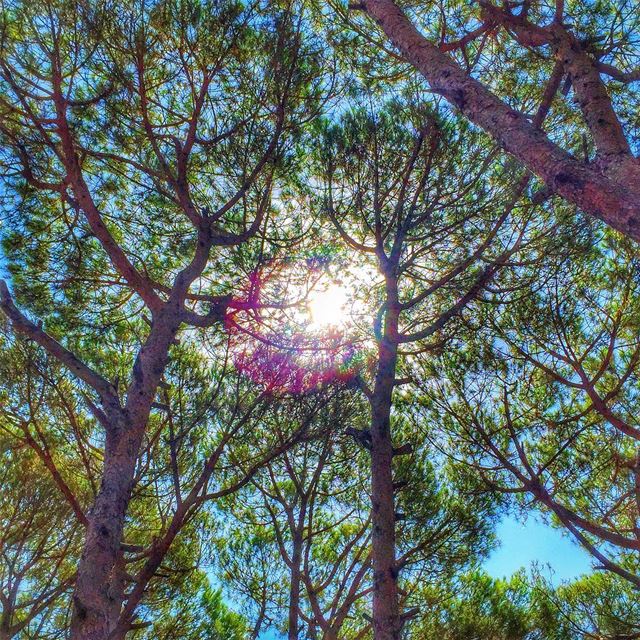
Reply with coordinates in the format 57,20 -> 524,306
70,310 -> 180,639
0,616 -> 10,640
369,297 -> 401,640
69,428 -> 142,639
361,0 -> 640,242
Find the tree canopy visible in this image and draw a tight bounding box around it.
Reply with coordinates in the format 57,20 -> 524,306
0,1 -> 639,640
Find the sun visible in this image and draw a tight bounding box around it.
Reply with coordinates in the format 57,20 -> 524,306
227,263 -> 374,393
307,282 -> 349,330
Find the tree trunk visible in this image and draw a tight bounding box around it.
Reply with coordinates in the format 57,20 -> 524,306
69,428 -> 142,639
361,0 -> 640,242
70,433 -> 153,639
0,617 -> 10,640
288,531 -> 304,640
70,310 -> 179,639
369,295 -> 400,640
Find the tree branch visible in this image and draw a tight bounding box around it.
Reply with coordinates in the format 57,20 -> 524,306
0,281 -> 118,408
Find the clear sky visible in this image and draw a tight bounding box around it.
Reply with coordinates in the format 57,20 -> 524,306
484,514 -> 593,584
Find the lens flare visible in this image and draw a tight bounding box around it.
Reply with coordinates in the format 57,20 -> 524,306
226,261 -> 375,394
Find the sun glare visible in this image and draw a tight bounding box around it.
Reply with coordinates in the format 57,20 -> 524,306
307,283 -> 349,330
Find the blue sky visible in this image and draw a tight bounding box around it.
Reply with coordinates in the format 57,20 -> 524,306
484,514 -> 593,584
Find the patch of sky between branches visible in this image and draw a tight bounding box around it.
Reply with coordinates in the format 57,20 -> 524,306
484,514 -> 593,585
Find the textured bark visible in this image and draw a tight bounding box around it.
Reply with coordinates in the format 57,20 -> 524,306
551,29 -> 629,158
361,0 -> 640,242
70,307 -> 180,639
369,282 -> 401,640
70,429 -> 141,639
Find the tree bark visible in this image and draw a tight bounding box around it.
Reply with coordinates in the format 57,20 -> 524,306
70,308 -> 180,639
288,531 -> 304,640
0,608 -> 11,640
369,283 -> 401,640
361,0 -> 640,242
70,428 -> 141,639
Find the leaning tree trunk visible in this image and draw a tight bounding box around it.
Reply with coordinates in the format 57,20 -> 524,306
361,0 -> 640,242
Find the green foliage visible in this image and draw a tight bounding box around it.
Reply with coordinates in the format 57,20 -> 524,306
138,573 -> 248,640
0,0 -> 639,638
